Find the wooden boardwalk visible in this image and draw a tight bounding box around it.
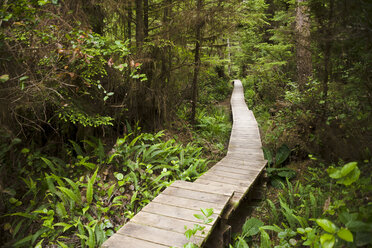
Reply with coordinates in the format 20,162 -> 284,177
102,80 -> 266,248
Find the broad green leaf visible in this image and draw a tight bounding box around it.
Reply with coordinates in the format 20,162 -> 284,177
316,219 -> 337,234
201,208 -> 214,217
337,167 -> 360,186
277,168 -> 296,179
320,233 -> 335,248
260,229 -> 271,248
242,217 -> 264,237
275,144 -> 290,166
337,228 -> 353,242
340,162 -> 357,177
261,225 -> 283,233
262,147 -> 273,166
327,166 -> 342,179
194,214 -> 204,220
236,237 -> 249,248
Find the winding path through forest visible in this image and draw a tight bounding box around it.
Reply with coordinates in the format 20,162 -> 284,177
102,80 -> 267,248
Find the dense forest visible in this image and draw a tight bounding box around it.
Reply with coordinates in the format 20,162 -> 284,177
0,0 -> 371,247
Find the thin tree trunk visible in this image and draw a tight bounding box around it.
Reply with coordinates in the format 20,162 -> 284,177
191,0 -> 203,124
127,0 -> 133,46
295,0 -> 312,91
322,0 -> 334,116
136,0 -> 145,48
144,0 -> 149,38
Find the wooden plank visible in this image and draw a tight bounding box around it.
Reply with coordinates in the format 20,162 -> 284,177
194,178 -> 246,194
152,194 -> 224,212
117,222 -> 203,247
211,164 -> 262,175
161,186 -> 232,205
199,172 -> 253,187
101,233 -> 169,248
228,143 -> 263,149
131,211 -> 211,237
227,152 -> 264,158
207,169 -> 260,181
141,202 -> 220,224
218,158 -> 267,171
170,180 -> 234,197
227,148 -> 263,154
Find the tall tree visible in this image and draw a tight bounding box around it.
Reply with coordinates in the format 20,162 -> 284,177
191,0 -> 204,124
295,0 -> 312,91
136,0 -> 145,48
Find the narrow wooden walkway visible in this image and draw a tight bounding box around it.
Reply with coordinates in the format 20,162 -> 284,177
102,80 -> 266,248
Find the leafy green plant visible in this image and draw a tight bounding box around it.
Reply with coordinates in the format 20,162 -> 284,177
173,208 -> 214,248
1,129 -> 210,247
230,161 -> 372,248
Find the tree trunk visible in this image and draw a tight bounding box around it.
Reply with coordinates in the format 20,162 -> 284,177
127,0 -> 133,46
136,0 -> 145,48
191,0 -> 203,124
144,0 -> 149,38
83,1 -> 105,35
322,0 -> 334,117
295,0 -> 312,91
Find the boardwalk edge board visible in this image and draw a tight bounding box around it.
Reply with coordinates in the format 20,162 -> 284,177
101,80 -> 267,247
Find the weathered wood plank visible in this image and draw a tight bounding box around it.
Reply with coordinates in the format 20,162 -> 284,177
207,169 -> 260,181
101,233 -> 169,248
199,172 -> 253,187
117,222 -> 203,247
210,164 -> 263,175
152,193 -> 224,212
194,178 -> 246,194
161,186 -> 232,206
131,211 -> 211,237
141,202 -> 219,224
170,180 -> 234,197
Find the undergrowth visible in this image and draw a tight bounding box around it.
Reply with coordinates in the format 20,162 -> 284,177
176,105 -> 232,161
230,160 -> 372,248
0,129 -> 209,247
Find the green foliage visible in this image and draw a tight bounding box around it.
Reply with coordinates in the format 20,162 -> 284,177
230,161 -> 372,248
178,208 -> 214,248
327,162 -> 360,186
1,130 -> 209,247
177,105 -> 231,159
